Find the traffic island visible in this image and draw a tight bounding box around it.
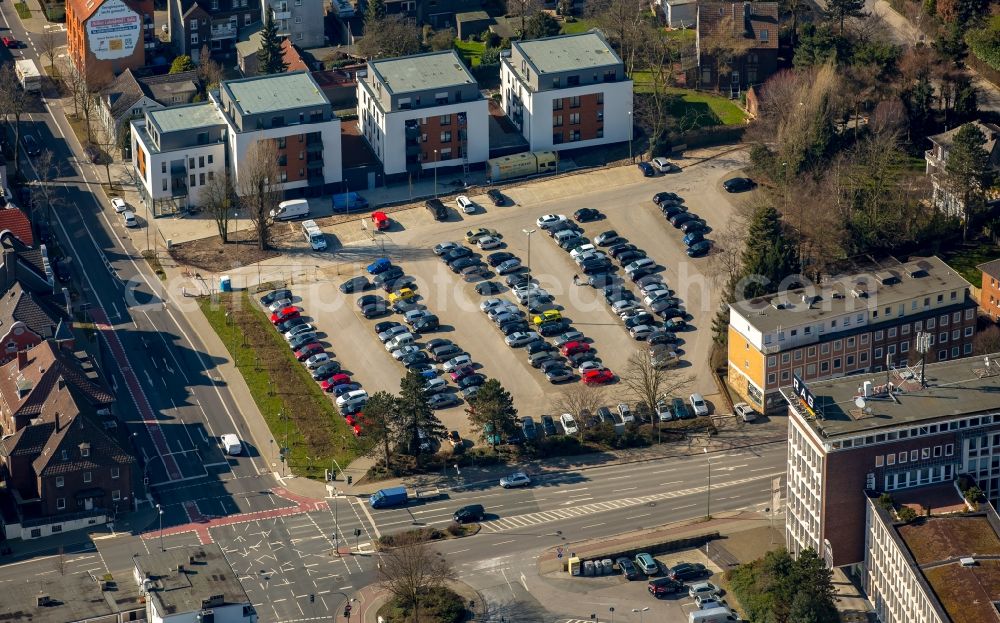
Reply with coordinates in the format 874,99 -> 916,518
375,585 -> 468,623
375,523 -> 481,550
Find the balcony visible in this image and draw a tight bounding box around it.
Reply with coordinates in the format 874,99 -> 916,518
406,143 -> 420,156
211,22 -> 237,39
925,148 -> 945,171
306,152 -> 323,164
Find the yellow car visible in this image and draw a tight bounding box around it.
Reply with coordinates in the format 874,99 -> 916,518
532,310 -> 562,325
388,288 -> 415,304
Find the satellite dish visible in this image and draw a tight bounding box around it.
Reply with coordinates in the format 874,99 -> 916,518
855,396 -> 867,409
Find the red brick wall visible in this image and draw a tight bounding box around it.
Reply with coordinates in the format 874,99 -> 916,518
551,93 -> 604,144
981,272 -> 1000,322
0,326 -> 42,365
420,113 -> 465,162
38,462 -> 132,517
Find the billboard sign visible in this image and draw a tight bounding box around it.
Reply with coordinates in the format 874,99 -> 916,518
87,0 -> 141,61
791,373 -> 817,416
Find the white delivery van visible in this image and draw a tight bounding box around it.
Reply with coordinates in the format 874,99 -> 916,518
301,219 -> 327,250
270,199 -> 310,221
688,607 -> 740,623
221,433 -> 242,456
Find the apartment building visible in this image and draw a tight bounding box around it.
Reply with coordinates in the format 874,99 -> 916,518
66,0 -> 156,88
261,0 -> 324,48
357,50 -> 489,178
168,0 -> 261,62
782,351 -> 1000,568
500,31 -> 633,152
131,71 -> 342,214
978,258 -> 1000,322
728,256 -> 977,414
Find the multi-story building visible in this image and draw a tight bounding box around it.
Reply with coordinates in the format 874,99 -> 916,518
925,120 -> 1000,218
66,0 -> 156,88
131,71 -> 342,214
260,0 -> 324,48
168,0 -> 261,62
500,31 -> 633,153
696,1 -> 779,95
357,50 -> 489,178
782,351 -> 1000,568
98,68 -> 201,140
863,490 -> 998,623
382,0 -> 480,28
978,258 -> 1000,322
728,256 -> 977,413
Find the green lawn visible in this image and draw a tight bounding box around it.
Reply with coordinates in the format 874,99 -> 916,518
560,17 -> 597,35
630,81 -> 747,128
665,28 -> 696,44
454,39 -> 485,68
944,243 -> 1000,284
199,292 -> 358,479
14,2 -> 31,19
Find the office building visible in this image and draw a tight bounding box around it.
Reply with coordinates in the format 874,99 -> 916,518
728,256 -> 977,413
500,31 -> 633,153
66,0 -> 156,88
357,50 -> 488,178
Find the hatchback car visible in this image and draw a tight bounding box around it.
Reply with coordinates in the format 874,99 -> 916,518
487,188 -> 505,205
476,281 -> 503,295
499,472 -> 532,488
321,374 -> 352,392
582,369 -> 614,385
311,361 -> 342,380
635,553 -> 659,575
687,240 -> 712,257
477,236 -> 502,250
295,342 -> 324,361
573,207 -> 602,222
496,258 -> 522,275
305,353 -> 331,369
453,504 -> 485,523
465,228 -> 497,243
339,276 -> 371,293
387,288 -> 415,304
110,197 -> 128,213
618,557 -> 641,580
545,367 -> 574,383
637,161 -> 656,176
559,413 -> 579,434
271,307 -> 301,325
428,393 -> 460,409
560,341 -> 589,356
456,195 -> 478,214
688,582 -> 721,599
366,258 -> 392,275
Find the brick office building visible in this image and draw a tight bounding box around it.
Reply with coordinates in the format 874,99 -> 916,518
728,256 -> 978,414
782,351 -> 1000,568
977,258 -> 1000,322
67,0 -> 156,88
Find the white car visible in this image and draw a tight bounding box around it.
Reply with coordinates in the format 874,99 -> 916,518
559,413 -> 579,435
690,392 -> 709,416
578,361 -> 604,374
404,309 -> 433,324
269,298 -> 293,313
655,400 -> 672,422
391,345 -> 421,360
457,195 -> 478,214
499,472 -> 532,488
536,214 -> 567,229
505,331 -> 540,347
336,389 -> 368,407
643,291 -> 671,306
570,244 -> 596,258
477,236 -> 502,250
611,300 -> 639,315
284,323 -> 315,340
688,582 -> 721,599
110,197 -> 128,213
443,354 -> 473,373
378,325 -> 410,343
480,298 -> 510,313
617,402 -> 635,423
651,157 -> 679,173
424,378 -> 448,395
385,334 -> 415,351
640,282 -> 668,296
305,353 -> 330,369
487,305 -> 520,321
625,258 -> 656,273
734,402 -> 758,422
629,324 -> 655,340
122,210 -> 138,228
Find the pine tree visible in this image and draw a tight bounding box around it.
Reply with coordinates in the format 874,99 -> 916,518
466,379 -> 518,451
826,0 -> 865,34
257,12 -> 288,75
397,370 -> 446,458
945,122 -> 993,240
357,391 -> 398,471
365,0 -> 385,25
739,205 -> 800,300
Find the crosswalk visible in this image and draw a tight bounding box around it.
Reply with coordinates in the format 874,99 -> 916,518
481,472 -> 782,532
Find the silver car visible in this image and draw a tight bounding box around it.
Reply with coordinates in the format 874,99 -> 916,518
499,472 -> 532,488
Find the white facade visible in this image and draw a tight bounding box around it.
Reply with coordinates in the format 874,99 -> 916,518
786,410 -> 825,560
101,94 -> 159,137
261,0 -> 324,47
661,0 -> 697,27
131,119 -> 228,209
357,80 -> 489,176
500,61 -> 633,153
7,511 -> 107,540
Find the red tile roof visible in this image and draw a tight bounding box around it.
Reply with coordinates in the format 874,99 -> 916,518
0,209 -> 34,247
699,2 -> 779,50
281,39 -> 310,73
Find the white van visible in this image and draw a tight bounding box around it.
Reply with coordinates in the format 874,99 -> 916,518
221,433 -> 242,456
688,607 -> 739,623
301,219 -> 327,250
271,199 -> 310,221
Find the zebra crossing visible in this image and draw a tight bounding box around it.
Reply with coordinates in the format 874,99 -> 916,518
481,472 -> 782,533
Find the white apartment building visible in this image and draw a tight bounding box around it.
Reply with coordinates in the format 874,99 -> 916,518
500,31 -> 633,152
357,50 -> 489,178
261,0 -> 324,47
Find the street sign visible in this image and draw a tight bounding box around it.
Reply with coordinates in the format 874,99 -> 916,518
557,546 -> 564,559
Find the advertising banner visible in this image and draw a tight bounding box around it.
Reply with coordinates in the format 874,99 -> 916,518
87,0 -> 141,61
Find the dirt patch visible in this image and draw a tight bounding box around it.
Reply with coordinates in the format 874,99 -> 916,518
169,229 -> 281,272
713,525 -> 784,563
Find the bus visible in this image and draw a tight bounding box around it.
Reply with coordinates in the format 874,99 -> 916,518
15,60 -> 41,93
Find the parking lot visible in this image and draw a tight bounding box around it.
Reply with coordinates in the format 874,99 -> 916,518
272,152 -> 750,442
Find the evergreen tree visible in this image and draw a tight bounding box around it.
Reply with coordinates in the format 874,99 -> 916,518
365,0 -> 385,25
945,122 -> 993,240
826,0 -> 865,34
357,391 -> 398,471
522,12 -> 561,40
953,77 -> 978,121
466,379 -> 518,451
257,12 -> 288,75
905,75 -> 935,133
397,370 -> 446,458
739,205 -> 800,300
170,55 -> 196,74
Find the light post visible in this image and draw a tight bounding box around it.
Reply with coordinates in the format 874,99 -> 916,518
331,485 -> 340,556
156,503 -> 164,551
631,607 -> 648,623
522,228 -> 535,308
609,606 -> 615,623
704,447 -> 712,520
433,149 -> 439,198
627,110 -> 633,162
233,210 -> 239,266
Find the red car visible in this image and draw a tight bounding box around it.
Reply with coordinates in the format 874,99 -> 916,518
451,365 -> 475,381
320,373 -> 352,392
560,341 -> 590,356
371,211 -> 390,231
270,306 -> 301,324
582,368 -> 614,385
352,424 -> 362,436
2,37 -> 19,49
295,342 -> 323,361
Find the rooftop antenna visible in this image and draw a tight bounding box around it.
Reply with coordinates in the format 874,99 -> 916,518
854,396 -> 866,410
916,331 -> 931,388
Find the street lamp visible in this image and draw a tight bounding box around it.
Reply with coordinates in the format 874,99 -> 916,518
522,228 -> 535,308
704,447 -> 712,520
609,606 -> 615,623
631,607 -> 649,623
433,149 -> 439,198
233,210 -> 239,266
627,110 -> 633,162
156,503 -> 164,551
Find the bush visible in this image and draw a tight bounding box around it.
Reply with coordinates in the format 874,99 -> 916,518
380,586 -> 466,623
377,527 -> 444,548
480,46 -> 501,66
896,506 -> 918,522
480,30 -> 500,47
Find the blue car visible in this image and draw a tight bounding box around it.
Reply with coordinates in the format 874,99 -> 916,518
367,258 -> 392,275
686,240 -> 711,257
683,231 -> 705,246
333,382 -> 362,396
637,162 -> 656,177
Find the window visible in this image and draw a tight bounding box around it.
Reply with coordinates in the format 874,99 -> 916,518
208,171 -> 214,181
901,341 -> 909,353
81,447 -> 89,457
952,346 -> 960,357
899,452 -> 907,464
875,330 -> 884,340
191,32 -> 199,44
933,445 -> 942,458
277,137 -> 287,149
83,471 -> 92,483
834,339 -> 843,351
112,489 -> 122,501
162,179 -> 168,191
56,476 -> 64,488
767,356 -> 776,368
875,455 -> 884,467
927,318 -> 936,329
440,114 -> 451,125
861,334 -> 869,345
56,498 -> 65,510
833,358 -> 841,369
888,345 -> 896,355
945,444 -> 954,456
553,115 -> 563,127
966,343 -> 973,354
806,363 -> 816,375
570,113 -> 580,125
198,156 -> 204,168
939,349 -> 947,360
245,12 -> 252,24
874,347 -> 883,359
860,352 -> 868,363
190,174 -> 196,187
781,371 -> 790,381
846,355 -> 855,366
820,361 -> 829,372
553,99 -> 563,110
921,448 -> 930,459
953,311 -> 962,323
279,171 -> 288,182
941,314 -> 949,326
902,324 -> 910,335
570,96 -> 581,108
199,173 -> 205,185
940,332 -> 947,343
767,373 -> 776,385
847,337 -> 855,347
781,353 -> 790,364
821,344 -> 830,354
794,350 -> 802,361
440,131 -> 451,142
888,328 -> 897,338
910,450 -> 918,462
51,524 -> 61,533
966,308 -> 975,320
760,29 -> 769,42
887,454 -> 895,465
189,157 -> 195,169
207,154 -> 213,165
952,329 -> 960,341
161,162 -> 166,174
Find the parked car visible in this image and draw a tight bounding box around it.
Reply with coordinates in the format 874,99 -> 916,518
573,207 -> 602,222
499,471 -> 532,488
540,414 -> 557,436
723,177 -> 756,192
465,228 -> 497,243
618,557 -> 641,580
487,251 -> 516,267
476,281 -> 503,295
545,367 -> 574,383
648,577 -> 684,597
260,289 -> 293,307
505,331 -> 540,347
497,258 -> 522,275
582,369 -> 614,385
425,198 -> 447,220
688,582 -> 721,600
554,331 -> 585,348
521,417 -> 538,441
635,553 -> 659,575
295,343 -> 324,361
559,413 -> 579,434
486,189 -> 505,206
668,562 -> 709,581
456,195 -> 478,214
651,157 -> 680,173
653,191 -> 682,204
690,392 -> 709,416
687,240 -> 712,257
734,402 -> 758,422
637,161 -> 656,177
428,393 -> 460,409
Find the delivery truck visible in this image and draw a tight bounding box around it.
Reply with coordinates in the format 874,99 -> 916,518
15,60 -> 41,93
689,607 -> 740,623
487,151 -> 558,182
301,219 -> 327,250
369,486 -> 408,509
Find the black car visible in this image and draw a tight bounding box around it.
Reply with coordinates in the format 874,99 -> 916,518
381,275 -> 417,293
339,277 -> 371,294
426,338 -> 452,351
426,198 -> 448,220
629,268 -> 657,283
393,300 -> 425,314
486,188 -> 505,206
357,294 -> 384,309
260,289 -> 293,306
608,243 -> 638,259
487,252 -> 516,267
506,273 -> 534,288
618,557 -> 641,580
413,316 -> 440,332
454,504 -> 485,523
476,281 -> 503,295
277,317 -> 305,333
538,320 -> 567,337
574,208 -> 602,222
540,415 -> 557,436
525,339 -> 553,354
373,267 -> 405,287
450,257 -> 481,273
597,406 -> 615,424
681,219 -> 708,234
616,250 -> 647,265
539,359 -> 566,373
22,135 -> 42,157
667,562 -> 708,581
637,162 -> 655,177
546,221 -> 580,236
568,351 -> 598,367
581,259 -> 613,275
53,259 -> 72,283
652,191 -> 682,204
648,330 -> 679,345
432,344 -> 464,362
660,203 -> 688,219
458,374 -> 486,389
311,361 -> 342,380
500,321 -> 530,336
669,212 -> 696,227
362,303 -> 389,318
723,177 -> 756,193
624,314 -> 654,329
558,235 -> 588,251
443,247 -> 474,263
400,351 -> 430,367
588,273 -> 619,288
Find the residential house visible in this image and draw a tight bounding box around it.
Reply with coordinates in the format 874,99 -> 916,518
660,0 -> 697,28
98,68 -> 201,141
66,0 -> 157,88
260,0 -> 324,48
0,282 -> 66,365
924,120 -> 1000,218
500,31 -> 633,152
0,207 -> 35,247
977,258 -> 1000,322
696,1 -> 779,95
167,0 -> 261,62
237,36 -> 309,77
382,0 -> 481,28
357,50 -> 489,178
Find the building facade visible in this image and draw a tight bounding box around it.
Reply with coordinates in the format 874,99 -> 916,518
782,351 -> 1000,567
925,121 -> 1000,218
978,258 -> 1000,322
357,50 -> 489,178
382,0 -> 480,28
260,0 -> 324,48
696,1 -> 779,95
500,31 -> 633,153
66,0 -> 156,88
168,0 -> 261,62
728,256 -> 978,414
99,68 -> 200,140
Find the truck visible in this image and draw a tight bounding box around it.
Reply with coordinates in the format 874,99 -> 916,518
689,607 -> 740,623
301,219 -> 327,250
15,60 -> 41,93
220,433 -> 242,456
487,151 -> 558,183
369,486 -> 408,509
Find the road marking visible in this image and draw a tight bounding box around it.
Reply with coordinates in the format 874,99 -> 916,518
580,523 -> 605,529
615,486 -> 637,492
605,475 -> 631,480
751,467 -> 775,472
674,503 -> 696,510
353,496 -> 381,538
660,480 -> 683,486
494,539 -> 516,546
626,513 -> 651,520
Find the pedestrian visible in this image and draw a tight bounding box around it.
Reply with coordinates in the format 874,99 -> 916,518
572,274 -> 579,285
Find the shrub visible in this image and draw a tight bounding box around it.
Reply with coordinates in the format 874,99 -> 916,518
878,493 -> 894,511
480,30 -> 500,47
896,506 -> 918,522
381,586 -> 466,623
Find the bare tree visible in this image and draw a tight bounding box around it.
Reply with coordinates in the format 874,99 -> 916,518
552,385 -> 606,437
0,65 -> 30,176
202,170 -> 235,242
620,350 -> 693,422
40,28 -> 59,76
198,44 -> 223,91
64,62 -> 87,117
634,24 -> 674,154
32,149 -> 57,224
699,11 -> 756,91
93,126 -> 119,185
587,0 -> 647,75
377,534 -> 456,622
79,85 -> 97,143
974,325 -> 1000,356
237,138 -> 281,250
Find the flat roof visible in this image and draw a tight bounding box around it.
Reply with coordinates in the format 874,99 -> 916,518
897,515 -> 1000,623
135,544 -> 249,616
148,102 -> 227,134
781,351 -> 1000,438
513,31 -> 622,75
0,570 -> 143,623
731,256 -> 971,333
369,50 -> 477,95
222,71 -> 329,117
